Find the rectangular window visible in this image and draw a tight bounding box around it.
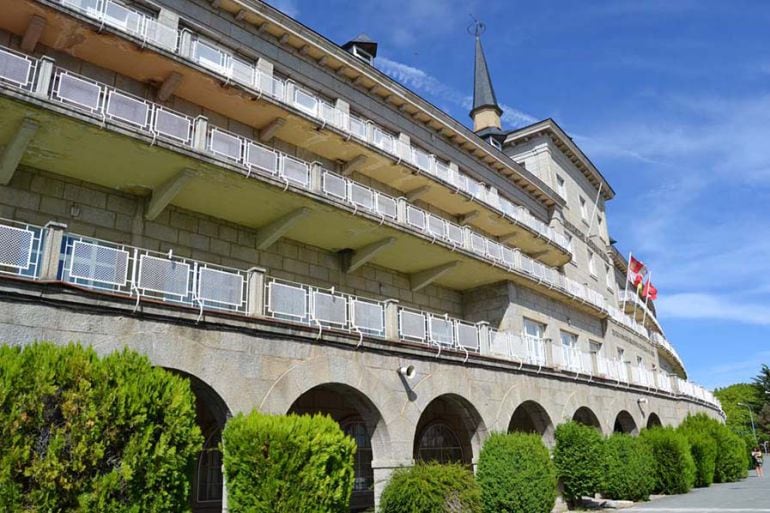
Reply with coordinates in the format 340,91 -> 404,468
523,318 -> 545,339
617,347 -> 625,361
605,264 -> 613,290
556,175 -> 567,199
589,341 -> 602,354
560,331 -> 578,369
580,196 -> 588,221
588,250 -> 597,276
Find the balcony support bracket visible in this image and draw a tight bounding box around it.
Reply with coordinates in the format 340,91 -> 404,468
258,117 -> 286,143
21,15 -> 46,53
525,250 -> 549,259
406,185 -> 431,202
341,154 -> 368,176
409,261 -> 459,291
255,207 -> 311,250
340,237 -> 396,273
458,210 -> 480,225
157,71 -> 183,102
498,232 -> 518,243
145,168 -> 199,221
0,118 -> 39,186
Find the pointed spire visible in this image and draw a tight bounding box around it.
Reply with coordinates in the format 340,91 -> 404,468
471,35 -> 502,118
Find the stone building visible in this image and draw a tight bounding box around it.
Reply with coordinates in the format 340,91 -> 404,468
0,0 -> 719,511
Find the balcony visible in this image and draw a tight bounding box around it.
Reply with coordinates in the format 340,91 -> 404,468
0,0 -> 572,268
618,289 -> 663,333
0,44 -> 607,310
0,217 -> 721,412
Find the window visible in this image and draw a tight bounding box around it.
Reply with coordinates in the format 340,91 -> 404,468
416,423 -> 463,464
617,347 -> 625,362
560,331 -> 578,369
351,45 -> 374,65
523,318 -> 547,365
343,420 -> 374,493
580,196 -> 588,221
556,175 -> 567,199
589,341 -> 602,354
523,318 -> 545,340
605,264 -> 613,290
588,250 -> 597,276
488,137 -> 502,150
197,431 -> 223,502
566,234 -> 575,263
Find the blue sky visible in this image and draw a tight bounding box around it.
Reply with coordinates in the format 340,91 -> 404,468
267,0 -> 770,389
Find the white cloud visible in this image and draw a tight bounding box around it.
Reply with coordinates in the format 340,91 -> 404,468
658,293 -> 770,326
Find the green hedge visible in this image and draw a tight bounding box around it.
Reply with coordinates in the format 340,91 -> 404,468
679,413 -> 747,484
379,462 -> 482,513
477,432 -> 556,513
601,433 -> 656,501
553,421 -> 606,506
639,427 -> 695,494
0,342 -> 202,512
222,410 -> 355,513
678,428 -> 717,488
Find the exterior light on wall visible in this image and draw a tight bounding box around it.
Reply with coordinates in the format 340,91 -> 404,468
70,203 -> 80,218
398,365 -> 416,380
638,398 -> 648,404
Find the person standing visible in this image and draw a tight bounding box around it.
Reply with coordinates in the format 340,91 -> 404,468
752,446 -> 764,478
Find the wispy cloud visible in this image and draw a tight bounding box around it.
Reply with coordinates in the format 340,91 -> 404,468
658,293 -> 770,326
695,349 -> 770,390
378,56 -> 537,127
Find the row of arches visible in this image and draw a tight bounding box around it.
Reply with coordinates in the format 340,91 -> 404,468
182,377 -> 665,513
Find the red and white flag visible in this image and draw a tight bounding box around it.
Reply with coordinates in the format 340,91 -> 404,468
627,255 -> 647,287
643,280 -> 658,301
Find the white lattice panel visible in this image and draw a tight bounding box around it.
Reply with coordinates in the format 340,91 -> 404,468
0,224 -> 34,269
429,316 -> 454,346
198,267 -> 244,307
0,48 -> 34,88
456,322 -> 479,351
268,282 -> 307,319
282,157 -> 309,187
210,128 -> 242,161
246,143 -> 278,174
56,72 -> 102,111
322,172 -> 347,200
350,183 -> 374,210
106,90 -> 150,128
138,255 -> 190,297
399,310 -> 426,341
293,88 -> 318,115
312,290 -> 347,326
70,241 -> 129,286
154,108 -> 192,143
376,195 -> 398,220
351,299 -> 384,336
406,206 -> 426,231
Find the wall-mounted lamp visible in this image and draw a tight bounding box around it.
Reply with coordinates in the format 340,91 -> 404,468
638,398 -> 649,404
398,365 -> 416,380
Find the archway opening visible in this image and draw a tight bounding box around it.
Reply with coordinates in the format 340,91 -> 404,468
288,383 -> 383,512
613,410 -> 638,435
572,406 -> 602,432
413,394 -> 484,466
164,369 -> 229,513
647,412 -> 662,428
508,400 -> 555,446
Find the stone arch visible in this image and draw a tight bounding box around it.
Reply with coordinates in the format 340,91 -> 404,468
508,400 -> 555,446
163,368 -> 230,513
613,410 -> 639,435
288,383 -> 386,513
414,393 -> 486,466
647,412 -> 663,428
573,406 -> 602,432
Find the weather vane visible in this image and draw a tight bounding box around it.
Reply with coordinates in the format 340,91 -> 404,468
467,14 -> 485,38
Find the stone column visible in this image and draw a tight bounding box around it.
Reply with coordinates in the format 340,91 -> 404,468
246,267 -> 266,317
192,116 -> 209,152
372,458 -> 413,510
383,299 -> 400,341
39,221 -> 67,280
33,57 -> 55,99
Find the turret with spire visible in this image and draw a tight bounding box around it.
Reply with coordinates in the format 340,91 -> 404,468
469,22 -> 503,134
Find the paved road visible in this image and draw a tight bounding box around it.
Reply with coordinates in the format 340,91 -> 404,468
625,472 -> 770,512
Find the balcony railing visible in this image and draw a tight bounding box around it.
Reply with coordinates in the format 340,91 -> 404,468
45,0 -> 571,256
0,217 -> 721,410
0,44 -> 611,315
651,331 -> 685,370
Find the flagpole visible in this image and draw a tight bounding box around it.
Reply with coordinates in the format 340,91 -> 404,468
642,271 -> 652,325
622,251 -> 632,311
586,182 -> 604,239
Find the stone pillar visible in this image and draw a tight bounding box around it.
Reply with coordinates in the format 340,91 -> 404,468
309,162 -> 323,194
372,458 -> 413,510
383,299 -> 400,341
177,30 -> 193,59
39,221 -> 67,280
246,267 -> 266,317
477,321 -> 490,356
33,56 -> 55,99
334,98 -> 350,130
192,116 -> 208,152
396,198 -> 407,225
448,162 -> 460,189
157,8 -> 179,31
397,133 -> 411,162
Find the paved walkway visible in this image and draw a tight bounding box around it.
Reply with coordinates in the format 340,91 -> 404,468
625,472 -> 770,512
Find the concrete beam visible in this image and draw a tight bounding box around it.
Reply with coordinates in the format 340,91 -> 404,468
340,237 -> 396,273
498,232 -> 518,243
234,9 -> 246,21
258,117 -> 286,143
157,71 -> 183,102
409,261 -> 459,291
458,210 -> 480,225
0,118 -> 39,185
525,250 -> 549,259
145,169 -> 198,220
255,207 -> 311,250
405,185 -> 431,202
341,154 -> 368,176
21,15 -> 46,53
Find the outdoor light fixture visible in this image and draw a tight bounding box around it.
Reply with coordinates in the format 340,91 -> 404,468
638,398 -> 648,404
398,365 -> 416,380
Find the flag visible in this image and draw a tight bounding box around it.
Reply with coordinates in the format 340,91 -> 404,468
628,255 -> 647,286
643,280 -> 658,301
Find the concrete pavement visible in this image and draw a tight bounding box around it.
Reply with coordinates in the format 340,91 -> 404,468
624,472 -> 770,512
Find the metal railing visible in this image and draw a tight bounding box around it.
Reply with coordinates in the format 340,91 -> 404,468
44,0 -> 572,255
0,217 -> 722,410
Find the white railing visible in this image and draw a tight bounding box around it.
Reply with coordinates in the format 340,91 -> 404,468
59,232 -> 250,315
56,0 -> 177,50
0,219 -> 44,280
44,1 -> 571,255
0,46 -> 38,91
0,217 -> 723,410
651,331 -> 685,369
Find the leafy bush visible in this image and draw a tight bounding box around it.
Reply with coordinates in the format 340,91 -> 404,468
601,433 -> 656,501
0,342 -> 202,512
379,462 -> 482,513
677,427 -> 717,488
679,413 -> 747,483
639,427 -> 695,494
477,432 -> 557,513
222,410 -> 356,513
553,421 -> 606,506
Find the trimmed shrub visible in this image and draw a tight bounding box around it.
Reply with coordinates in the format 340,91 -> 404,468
379,462 -> 482,513
677,427 -> 717,488
639,427 -> 695,494
222,410 -> 356,513
553,421 -> 607,506
679,413 -> 747,483
0,342 -> 202,512
477,432 -> 557,513
601,433 -> 656,501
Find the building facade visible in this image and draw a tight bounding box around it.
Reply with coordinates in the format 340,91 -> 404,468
0,1 -> 719,511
